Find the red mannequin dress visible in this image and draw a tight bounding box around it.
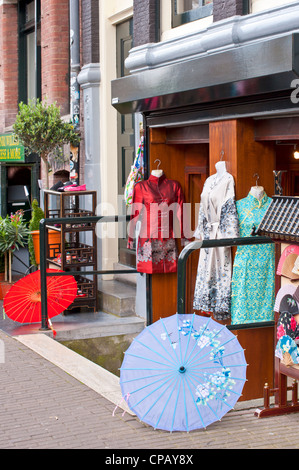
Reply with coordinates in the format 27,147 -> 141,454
127,173 -> 188,274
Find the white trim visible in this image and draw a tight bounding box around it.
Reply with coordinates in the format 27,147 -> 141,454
125,2 -> 299,73
108,6 -> 133,25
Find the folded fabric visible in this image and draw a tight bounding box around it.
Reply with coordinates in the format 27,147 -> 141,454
57,184 -> 78,192
64,184 -> 86,191
50,180 -> 63,191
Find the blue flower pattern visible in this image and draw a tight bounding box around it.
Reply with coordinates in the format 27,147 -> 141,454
176,320 -> 236,407
231,193 -> 275,324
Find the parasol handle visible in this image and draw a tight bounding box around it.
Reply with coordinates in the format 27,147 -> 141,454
48,319 -> 57,338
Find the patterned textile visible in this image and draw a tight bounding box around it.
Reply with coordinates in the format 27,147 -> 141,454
231,192 -> 275,325
193,172 -> 239,320
275,335 -> 299,365
124,137 -> 144,206
127,173 -> 188,274
274,284 -> 298,312
277,311 -> 299,344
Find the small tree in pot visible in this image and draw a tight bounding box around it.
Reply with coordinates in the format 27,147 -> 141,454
0,210 -> 30,284
13,98 -> 80,188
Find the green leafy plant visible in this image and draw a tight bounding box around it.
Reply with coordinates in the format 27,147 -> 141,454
28,199 -> 45,267
13,98 -> 80,188
0,210 -> 30,283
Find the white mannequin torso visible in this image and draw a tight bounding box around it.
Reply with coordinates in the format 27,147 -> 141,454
151,169 -> 164,177
215,161 -> 227,179
250,185 -> 264,200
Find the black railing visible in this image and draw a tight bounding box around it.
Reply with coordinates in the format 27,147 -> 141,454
39,215 -> 136,330
39,215 -> 275,331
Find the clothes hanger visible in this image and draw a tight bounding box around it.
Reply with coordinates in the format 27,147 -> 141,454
151,159 -> 164,177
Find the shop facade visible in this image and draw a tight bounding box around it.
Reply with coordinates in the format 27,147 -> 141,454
112,2 -> 299,400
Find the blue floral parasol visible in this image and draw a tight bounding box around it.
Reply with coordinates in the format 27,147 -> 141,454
120,313 -> 247,432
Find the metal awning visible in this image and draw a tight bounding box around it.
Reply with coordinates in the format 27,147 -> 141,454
111,33 -> 299,117
258,196 -> 299,243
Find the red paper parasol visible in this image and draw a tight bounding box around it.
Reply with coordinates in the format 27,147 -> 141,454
3,269 -> 77,334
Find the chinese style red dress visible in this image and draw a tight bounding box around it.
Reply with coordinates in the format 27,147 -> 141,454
127,173 -> 188,274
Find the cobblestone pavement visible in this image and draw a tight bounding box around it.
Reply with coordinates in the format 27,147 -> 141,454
0,329 -> 298,451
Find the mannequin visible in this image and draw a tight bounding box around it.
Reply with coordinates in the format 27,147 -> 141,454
250,174 -> 264,200
215,160 -> 227,179
250,185 -> 264,200
151,159 -> 164,177
151,168 -> 164,177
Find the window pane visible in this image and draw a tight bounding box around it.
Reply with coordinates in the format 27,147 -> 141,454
26,1 -> 35,23
175,0 -> 212,14
176,1 -> 198,14
27,32 -> 36,100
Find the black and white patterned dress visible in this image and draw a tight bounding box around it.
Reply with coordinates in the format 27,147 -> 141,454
193,171 -> 239,320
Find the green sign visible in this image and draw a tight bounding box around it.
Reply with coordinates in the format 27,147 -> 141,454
0,133 -> 25,162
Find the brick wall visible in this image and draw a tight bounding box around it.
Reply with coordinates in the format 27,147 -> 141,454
41,0 -> 70,115
82,0 -> 99,64
0,2 -> 19,132
213,0 -> 244,21
133,0 -> 159,47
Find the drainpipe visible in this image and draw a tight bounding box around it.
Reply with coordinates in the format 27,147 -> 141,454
69,0 -> 80,184
34,0 -> 38,98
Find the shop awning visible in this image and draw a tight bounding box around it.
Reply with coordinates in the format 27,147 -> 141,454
258,196 -> 299,243
111,33 -> 299,118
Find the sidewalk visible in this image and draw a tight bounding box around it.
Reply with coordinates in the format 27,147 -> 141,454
0,328 -> 299,450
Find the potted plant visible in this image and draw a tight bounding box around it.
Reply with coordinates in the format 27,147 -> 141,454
13,98 -> 80,189
0,210 -> 30,297
28,199 -> 61,266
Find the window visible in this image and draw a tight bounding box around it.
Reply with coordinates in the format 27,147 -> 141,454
18,0 -> 41,103
172,0 -> 213,27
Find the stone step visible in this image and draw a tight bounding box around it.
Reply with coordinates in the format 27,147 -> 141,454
113,263 -> 137,286
98,279 -> 136,317
51,311 -> 145,342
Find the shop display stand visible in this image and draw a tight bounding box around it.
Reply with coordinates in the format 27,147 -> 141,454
44,189 -> 97,313
255,202 -> 299,417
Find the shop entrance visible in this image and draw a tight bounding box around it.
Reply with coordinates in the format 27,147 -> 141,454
7,166 -> 32,222
148,126 -> 209,322
147,118 -> 278,401
0,159 -> 40,276
145,116 -> 299,401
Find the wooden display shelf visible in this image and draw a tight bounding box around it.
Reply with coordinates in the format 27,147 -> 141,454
44,189 -> 98,313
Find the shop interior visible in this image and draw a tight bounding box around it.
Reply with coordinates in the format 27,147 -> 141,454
146,117 -> 299,400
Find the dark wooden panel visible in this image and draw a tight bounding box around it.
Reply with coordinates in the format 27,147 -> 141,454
255,117 -> 299,141
232,326 -> 274,401
166,125 -> 209,144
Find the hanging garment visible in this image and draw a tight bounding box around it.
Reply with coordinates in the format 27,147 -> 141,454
231,192 -> 275,325
193,172 -> 239,320
127,173 -> 188,274
124,137 -> 144,206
